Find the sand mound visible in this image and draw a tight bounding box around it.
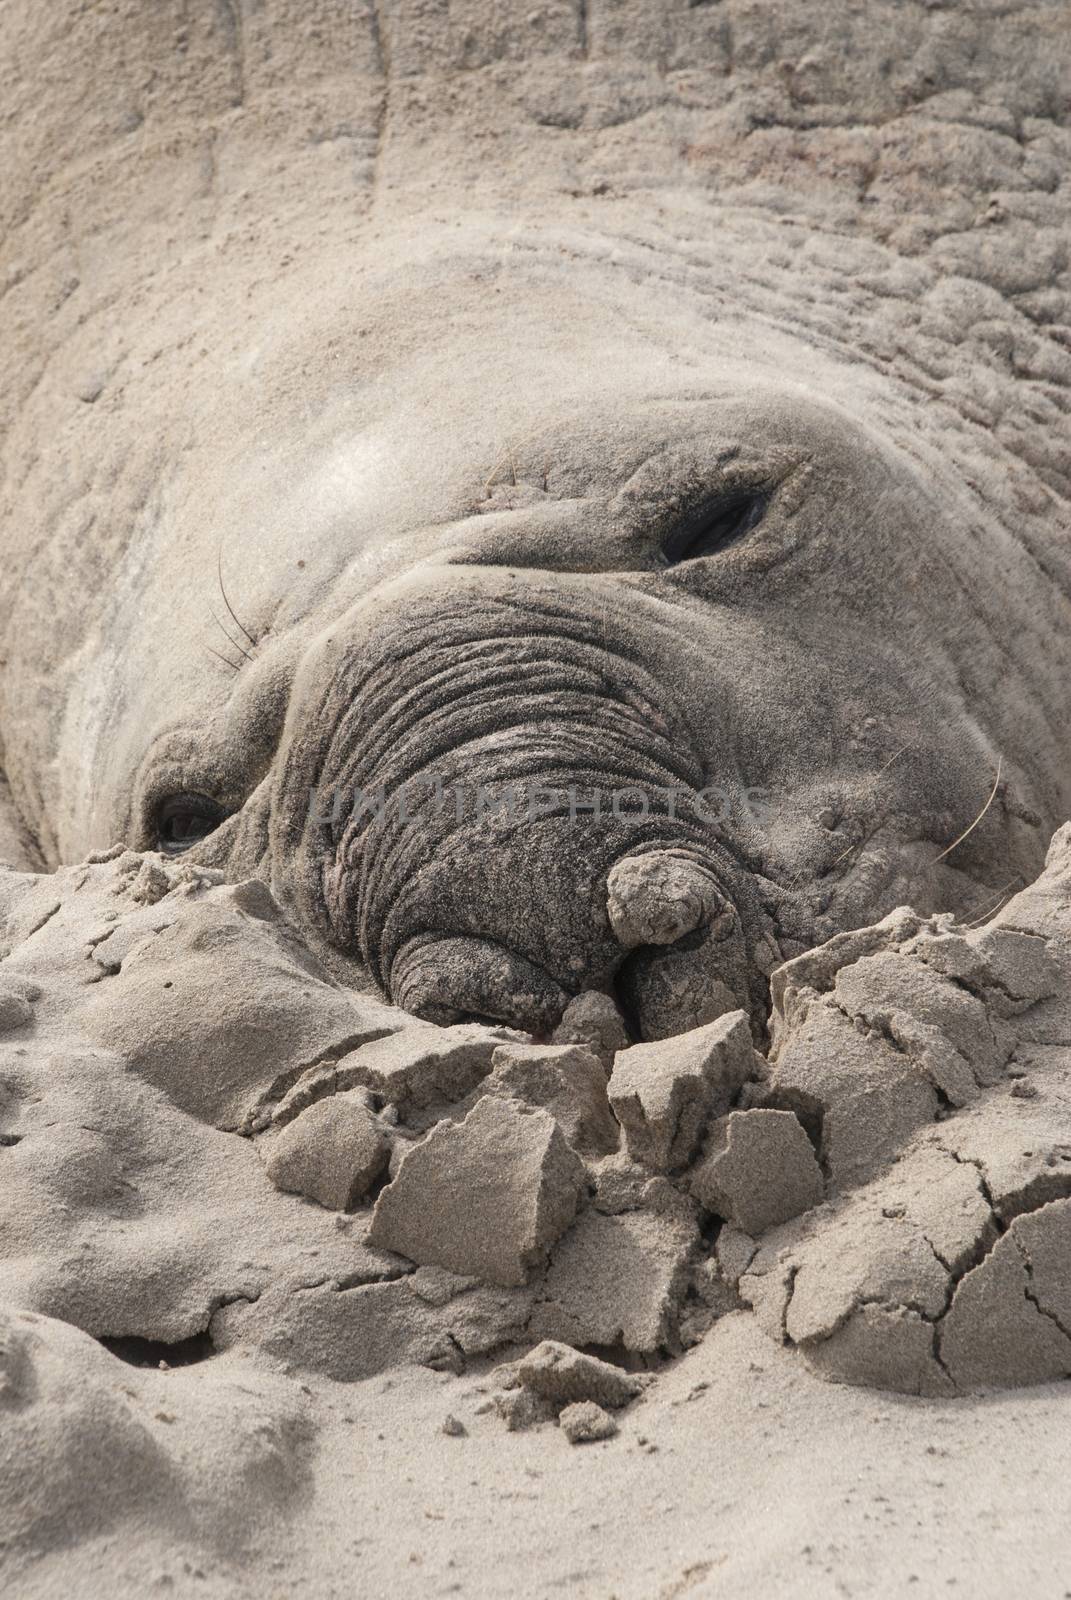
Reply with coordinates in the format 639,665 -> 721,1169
2,830 -> 1071,1594
1,830 -> 1070,1419
737,830 -> 1071,1393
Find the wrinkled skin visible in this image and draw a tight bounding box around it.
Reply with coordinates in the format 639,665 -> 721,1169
2,3 -> 1070,1042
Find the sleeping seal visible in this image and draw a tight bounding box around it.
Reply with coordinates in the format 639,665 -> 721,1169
2,1 -> 1069,1041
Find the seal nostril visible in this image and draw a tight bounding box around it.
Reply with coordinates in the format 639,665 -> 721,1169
606,851 -> 753,1041
606,852 -> 722,949
661,491 -> 766,565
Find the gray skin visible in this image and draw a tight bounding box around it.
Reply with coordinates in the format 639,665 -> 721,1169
2,4 -> 1069,1042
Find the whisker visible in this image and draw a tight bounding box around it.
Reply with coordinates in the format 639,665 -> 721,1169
217,546 -> 257,650
876,742 -> 911,779
204,644 -> 242,674
933,756 -> 1004,865
962,875 -> 1022,929
482,420 -> 557,493
826,822 -> 882,874
209,607 -> 254,664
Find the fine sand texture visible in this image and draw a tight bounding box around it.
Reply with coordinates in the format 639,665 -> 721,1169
2,834 -> 1071,1596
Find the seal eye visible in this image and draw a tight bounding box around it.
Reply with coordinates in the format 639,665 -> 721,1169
662,492 -> 767,565
155,793 -> 227,855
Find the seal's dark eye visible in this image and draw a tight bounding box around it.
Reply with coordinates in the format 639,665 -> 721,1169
155,793 -> 227,855
662,492 -> 767,565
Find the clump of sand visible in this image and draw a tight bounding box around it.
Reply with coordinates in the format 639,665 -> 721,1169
3,832 -> 1071,1592
2,829 -> 1070,1407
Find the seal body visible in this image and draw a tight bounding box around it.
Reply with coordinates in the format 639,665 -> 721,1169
1,2 -> 1069,1037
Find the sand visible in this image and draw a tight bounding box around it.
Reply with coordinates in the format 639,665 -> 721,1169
1,834 -> 1070,1596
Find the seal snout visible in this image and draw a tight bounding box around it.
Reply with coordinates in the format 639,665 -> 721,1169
288,585 -> 774,1041
380,849 -> 754,1042
606,852 -> 726,949
606,850 -> 755,1043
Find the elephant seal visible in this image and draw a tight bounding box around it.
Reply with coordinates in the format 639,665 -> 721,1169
1,1 -> 1069,1043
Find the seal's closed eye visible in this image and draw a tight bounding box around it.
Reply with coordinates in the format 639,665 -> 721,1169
661,491 -> 767,565
156,793 -> 228,854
